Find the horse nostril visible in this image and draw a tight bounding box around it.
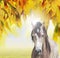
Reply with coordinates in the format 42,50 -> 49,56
39,50 -> 42,52
35,49 -> 42,53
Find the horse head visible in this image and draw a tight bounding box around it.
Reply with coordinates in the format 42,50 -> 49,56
31,22 -> 51,55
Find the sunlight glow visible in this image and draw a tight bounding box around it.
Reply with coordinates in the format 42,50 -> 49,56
47,20 -> 55,39
0,12 -> 54,50
29,11 -> 43,25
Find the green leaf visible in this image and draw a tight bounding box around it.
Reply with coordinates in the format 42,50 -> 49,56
55,24 -> 58,33
0,0 -> 2,3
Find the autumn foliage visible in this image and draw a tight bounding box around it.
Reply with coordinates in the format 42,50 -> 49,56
0,0 -> 60,38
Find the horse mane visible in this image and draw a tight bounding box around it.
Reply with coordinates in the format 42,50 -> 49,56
45,36 -> 51,54
43,26 -> 51,54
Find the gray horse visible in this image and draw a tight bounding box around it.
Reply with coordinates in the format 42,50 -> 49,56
31,22 -> 59,58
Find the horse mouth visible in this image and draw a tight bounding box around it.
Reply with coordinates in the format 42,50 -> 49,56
38,52 -> 42,56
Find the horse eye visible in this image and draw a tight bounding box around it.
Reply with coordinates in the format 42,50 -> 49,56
32,35 -> 37,41
41,35 -> 44,37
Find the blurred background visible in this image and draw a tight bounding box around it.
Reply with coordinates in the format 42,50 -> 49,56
0,0 -> 60,58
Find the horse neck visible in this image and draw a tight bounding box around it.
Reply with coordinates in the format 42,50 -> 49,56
42,41 -> 50,58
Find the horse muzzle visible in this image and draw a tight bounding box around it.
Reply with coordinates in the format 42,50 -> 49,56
35,46 -> 43,55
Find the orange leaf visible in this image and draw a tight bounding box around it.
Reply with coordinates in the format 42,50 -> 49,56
19,0 -> 27,9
